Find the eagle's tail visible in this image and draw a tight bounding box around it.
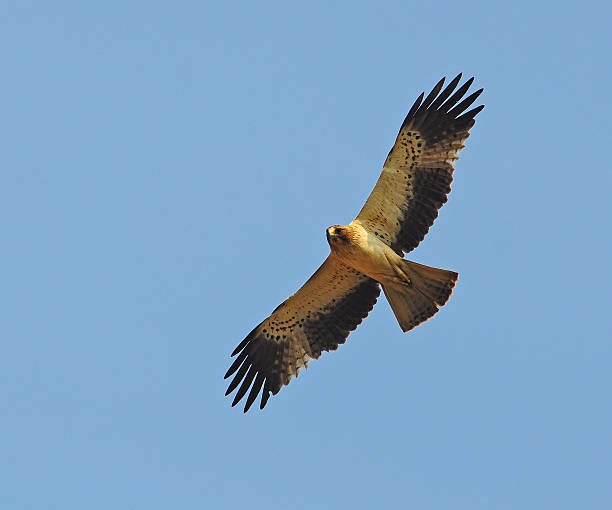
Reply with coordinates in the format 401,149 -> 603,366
382,260 -> 458,332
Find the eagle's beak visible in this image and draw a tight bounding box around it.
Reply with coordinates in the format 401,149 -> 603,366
326,228 -> 332,242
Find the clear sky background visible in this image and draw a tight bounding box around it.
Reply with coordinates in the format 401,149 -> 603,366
2,1 -> 611,509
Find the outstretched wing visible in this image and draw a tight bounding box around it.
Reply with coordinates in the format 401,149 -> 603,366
225,257 -> 380,412
354,74 -> 484,255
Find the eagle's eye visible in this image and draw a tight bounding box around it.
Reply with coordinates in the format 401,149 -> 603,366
335,228 -> 343,235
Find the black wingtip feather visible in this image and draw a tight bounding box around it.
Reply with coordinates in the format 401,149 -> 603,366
224,349 -> 249,379
232,365 -> 257,407
231,323 -> 263,356
429,73 -> 463,111
405,92 -> 424,122
439,77 -> 475,114
446,88 -> 484,118
260,387 -> 271,410
457,104 -> 485,121
225,359 -> 251,396
231,338 -> 250,357
244,372 -> 265,412
419,76 -> 446,111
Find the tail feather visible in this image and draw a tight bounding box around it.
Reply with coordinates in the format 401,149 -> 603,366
382,260 -> 458,332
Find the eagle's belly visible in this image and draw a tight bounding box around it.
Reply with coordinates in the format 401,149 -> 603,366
338,232 -> 400,282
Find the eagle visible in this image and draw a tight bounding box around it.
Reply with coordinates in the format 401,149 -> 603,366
225,74 -> 484,412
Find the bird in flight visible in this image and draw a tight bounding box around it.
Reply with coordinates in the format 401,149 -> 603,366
225,74 -> 484,412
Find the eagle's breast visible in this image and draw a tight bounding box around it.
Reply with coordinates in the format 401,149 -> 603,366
330,222 -> 397,281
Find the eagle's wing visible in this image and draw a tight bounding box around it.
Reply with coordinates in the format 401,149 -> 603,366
225,256 -> 380,412
354,74 -> 484,255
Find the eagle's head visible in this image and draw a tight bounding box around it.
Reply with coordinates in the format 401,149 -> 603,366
326,225 -> 350,247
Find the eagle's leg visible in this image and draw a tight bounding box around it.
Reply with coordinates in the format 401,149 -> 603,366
383,252 -> 412,286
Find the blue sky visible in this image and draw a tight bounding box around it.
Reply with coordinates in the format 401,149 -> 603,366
2,1 -> 611,508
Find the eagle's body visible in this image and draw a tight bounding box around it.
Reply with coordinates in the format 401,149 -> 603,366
225,74 -> 484,412
326,222 -> 398,281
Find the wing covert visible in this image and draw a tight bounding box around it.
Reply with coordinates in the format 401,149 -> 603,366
355,74 -> 484,255
225,256 -> 380,412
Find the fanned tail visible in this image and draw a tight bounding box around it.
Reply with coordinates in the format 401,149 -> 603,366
382,260 -> 458,332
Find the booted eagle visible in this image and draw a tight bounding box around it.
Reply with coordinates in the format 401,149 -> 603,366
225,74 -> 484,412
